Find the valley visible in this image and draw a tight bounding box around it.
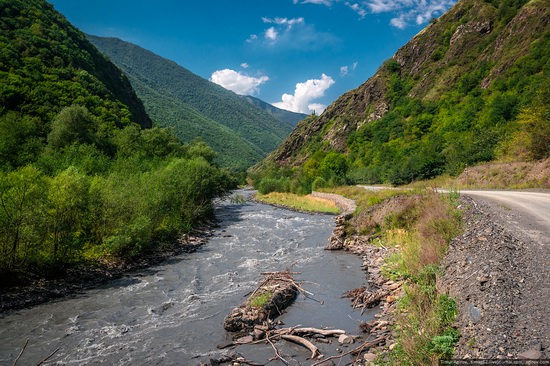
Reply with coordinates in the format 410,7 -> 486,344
1,0 -> 549,364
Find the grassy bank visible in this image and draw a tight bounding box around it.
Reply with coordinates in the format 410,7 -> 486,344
327,186 -> 463,365
255,192 -> 341,214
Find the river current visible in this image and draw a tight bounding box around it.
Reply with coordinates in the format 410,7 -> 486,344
0,192 -> 374,365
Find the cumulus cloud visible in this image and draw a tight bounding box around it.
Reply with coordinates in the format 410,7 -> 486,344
241,63 -> 249,68
273,74 -> 335,114
210,69 -> 269,96
265,27 -> 278,41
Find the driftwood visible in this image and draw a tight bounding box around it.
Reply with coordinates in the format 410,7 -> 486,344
280,334 -> 320,359
289,327 -> 345,337
311,337 -> 385,366
344,286 -> 388,309
224,272 -> 299,333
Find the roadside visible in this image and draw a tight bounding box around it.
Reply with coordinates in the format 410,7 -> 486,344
440,193 -> 549,359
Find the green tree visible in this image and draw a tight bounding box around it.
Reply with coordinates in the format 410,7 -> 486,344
47,105 -> 99,150
46,167 -> 89,261
0,166 -> 46,270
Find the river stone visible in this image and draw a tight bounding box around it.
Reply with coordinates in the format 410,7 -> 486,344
364,352 -> 377,362
338,334 -> 354,344
467,303 -> 481,323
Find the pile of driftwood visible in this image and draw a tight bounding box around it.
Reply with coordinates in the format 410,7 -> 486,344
223,272 -> 300,333
212,326 -> 386,366
216,271 -> 391,365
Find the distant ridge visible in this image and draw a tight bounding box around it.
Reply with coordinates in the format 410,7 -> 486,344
87,35 -> 293,169
240,95 -> 308,127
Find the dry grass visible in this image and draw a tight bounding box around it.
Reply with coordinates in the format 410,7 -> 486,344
377,192 -> 462,365
255,192 -> 341,214
405,158 -> 550,190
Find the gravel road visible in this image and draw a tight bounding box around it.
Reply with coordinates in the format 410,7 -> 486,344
460,190 -> 550,245
445,190 -> 549,360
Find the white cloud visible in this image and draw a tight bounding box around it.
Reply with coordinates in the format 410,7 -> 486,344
241,63 -> 249,68
248,17 -> 338,50
308,103 -> 327,114
365,0 -> 455,28
297,0 -> 333,5
210,69 -> 269,96
345,2 -> 368,18
390,15 -> 407,28
265,27 -> 278,41
340,61 -> 358,76
340,66 -> 349,76
273,74 -> 335,114
292,0 -> 455,29
262,17 -> 305,28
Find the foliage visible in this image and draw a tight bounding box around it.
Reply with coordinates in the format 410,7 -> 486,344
0,115 -> 234,272
0,0 -> 151,139
0,1 -> 235,275
249,291 -> 272,309
253,0 -> 549,187
373,191 -> 462,365
87,35 -> 294,170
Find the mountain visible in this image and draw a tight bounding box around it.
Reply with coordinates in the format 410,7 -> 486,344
0,0 -> 151,131
87,36 -> 294,170
0,0 -> 233,275
241,95 -> 308,127
255,0 -> 549,187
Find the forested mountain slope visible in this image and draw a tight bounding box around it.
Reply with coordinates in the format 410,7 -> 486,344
0,0 -> 152,131
0,0 -> 232,276
88,35 -> 294,169
255,0 -> 549,188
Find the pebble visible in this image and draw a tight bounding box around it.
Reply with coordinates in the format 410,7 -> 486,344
518,349 -> 542,360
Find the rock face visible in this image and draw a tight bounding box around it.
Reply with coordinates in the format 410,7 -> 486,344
256,0 -> 549,171
223,273 -> 298,333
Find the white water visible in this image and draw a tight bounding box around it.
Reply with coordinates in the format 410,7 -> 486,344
0,192 -> 374,365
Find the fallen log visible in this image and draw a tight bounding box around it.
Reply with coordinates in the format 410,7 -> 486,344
223,272 -> 298,333
280,334 -> 320,359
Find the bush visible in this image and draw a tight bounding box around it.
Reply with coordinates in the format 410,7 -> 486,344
311,176 -> 327,191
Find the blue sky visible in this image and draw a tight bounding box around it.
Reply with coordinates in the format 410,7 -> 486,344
49,0 -> 456,114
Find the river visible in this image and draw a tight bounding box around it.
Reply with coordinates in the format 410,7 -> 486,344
0,191 -> 374,365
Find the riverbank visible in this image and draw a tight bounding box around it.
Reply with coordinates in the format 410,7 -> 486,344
0,225 -> 214,313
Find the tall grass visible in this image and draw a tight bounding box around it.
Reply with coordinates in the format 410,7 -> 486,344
379,192 -> 462,365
